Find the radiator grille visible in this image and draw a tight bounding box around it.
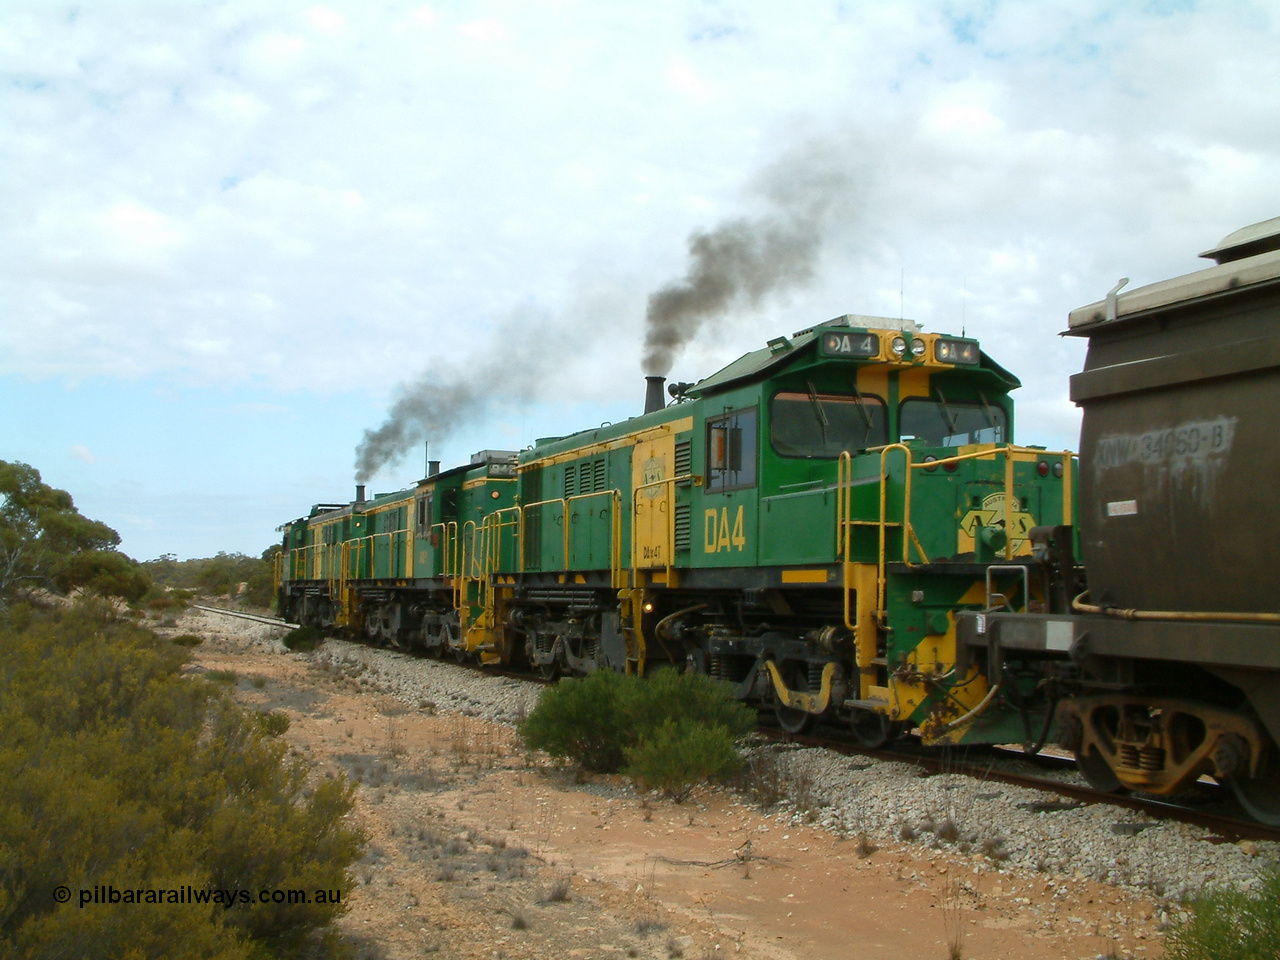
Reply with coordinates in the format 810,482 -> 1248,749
673,503 -> 691,552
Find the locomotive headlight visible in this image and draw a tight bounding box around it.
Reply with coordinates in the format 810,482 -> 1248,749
910,337 -> 927,358
935,338 -> 980,365
891,336 -> 907,357
1052,461 -> 1065,478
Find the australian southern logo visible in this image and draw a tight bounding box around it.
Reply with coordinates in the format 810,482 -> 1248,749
959,492 -> 1035,553
641,456 -> 664,498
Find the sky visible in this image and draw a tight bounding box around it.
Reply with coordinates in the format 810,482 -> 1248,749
2,1 -> 1277,561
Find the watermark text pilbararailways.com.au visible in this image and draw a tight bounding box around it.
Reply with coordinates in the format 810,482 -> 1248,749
52,885 -> 343,909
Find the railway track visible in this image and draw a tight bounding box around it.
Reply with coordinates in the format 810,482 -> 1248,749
187,605 -> 1280,840
758,723 -> 1280,843
191,604 -> 300,629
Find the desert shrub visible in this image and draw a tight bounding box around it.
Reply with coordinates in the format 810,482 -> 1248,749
255,710 -> 291,736
171,633 -> 203,647
0,601 -> 364,960
624,718 -> 742,802
519,667 -> 755,792
1164,870 -> 1280,960
629,668 -> 756,741
283,625 -> 323,652
519,669 -> 638,772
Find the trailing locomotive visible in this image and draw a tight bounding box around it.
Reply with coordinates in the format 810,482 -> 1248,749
279,313 -> 1075,752
959,216 -> 1280,824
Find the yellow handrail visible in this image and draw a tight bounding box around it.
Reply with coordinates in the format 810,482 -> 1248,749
519,497 -> 567,570
630,474 -> 694,586
836,443 -> 1075,623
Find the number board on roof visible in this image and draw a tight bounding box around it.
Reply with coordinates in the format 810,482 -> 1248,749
818,330 -> 879,359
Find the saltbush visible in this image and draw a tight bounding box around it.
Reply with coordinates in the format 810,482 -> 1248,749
0,601 -> 364,959
624,718 -> 743,802
518,667 -> 755,798
518,669 -> 637,773
283,625 -> 323,652
1164,870 -> 1280,960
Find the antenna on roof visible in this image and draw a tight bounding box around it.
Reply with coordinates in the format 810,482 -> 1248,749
961,277 -> 967,338
899,268 -> 904,321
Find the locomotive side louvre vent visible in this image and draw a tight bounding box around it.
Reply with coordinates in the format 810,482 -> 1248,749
593,457 -> 606,491
563,465 -> 576,499
579,461 -> 592,494
674,502 -> 692,552
526,467 -> 544,566
675,440 -> 692,479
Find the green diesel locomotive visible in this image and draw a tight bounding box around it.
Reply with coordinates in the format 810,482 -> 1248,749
278,313 -> 1076,751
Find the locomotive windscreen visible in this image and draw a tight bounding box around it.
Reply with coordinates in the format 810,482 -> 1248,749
769,391 -> 888,457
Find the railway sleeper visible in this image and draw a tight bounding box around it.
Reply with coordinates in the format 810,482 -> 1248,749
1055,695 -> 1267,794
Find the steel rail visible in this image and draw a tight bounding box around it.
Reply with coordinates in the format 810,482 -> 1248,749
191,604 -> 300,630
756,724 -> 1280,843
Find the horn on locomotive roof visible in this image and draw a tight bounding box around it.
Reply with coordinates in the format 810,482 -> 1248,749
644,375 -> 666,415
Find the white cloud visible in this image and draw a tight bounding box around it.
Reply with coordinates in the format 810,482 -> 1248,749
0,0 -> 1276,409
69,445 -> 96,464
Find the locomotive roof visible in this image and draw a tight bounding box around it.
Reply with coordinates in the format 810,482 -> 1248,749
687,315 -> 1018,397
1068,219 -> 1280,332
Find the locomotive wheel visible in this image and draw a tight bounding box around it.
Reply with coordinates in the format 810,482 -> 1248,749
1075,748 -> 1127,794
849,709 -> 892,749
775,701 -> 815,735
773,663 -> 816,734
1228,768 -> 1280,826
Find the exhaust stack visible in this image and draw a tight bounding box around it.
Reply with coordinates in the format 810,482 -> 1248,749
355,484 -> 366,503
428,460 -> 440,476
644,375 -> 667,415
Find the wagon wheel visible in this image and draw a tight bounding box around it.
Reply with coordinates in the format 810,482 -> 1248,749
849,708 -> 892,749
537,660 -> 561,681
1228,752 -> 1280,826
1075,748 -> 1127,794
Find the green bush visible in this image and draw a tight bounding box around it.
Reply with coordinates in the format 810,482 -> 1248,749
629,668 -> 756,741
519,669 -> 639,773
624,718 -> 743,802
255,710 -> 291,737
0,601 -> 364,959
518,667 -> 755,795
1165,870 -> 1280,960
283,625 -> 323,652
171,633 -> 203,647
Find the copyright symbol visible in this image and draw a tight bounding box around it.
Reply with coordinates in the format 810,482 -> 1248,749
53,886 -> 71,903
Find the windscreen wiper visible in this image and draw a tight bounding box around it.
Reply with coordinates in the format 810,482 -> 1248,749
806,379 -> 829,444
848,377 -> 877,445
934,386 -> 960,438
976,390 -> 1000,438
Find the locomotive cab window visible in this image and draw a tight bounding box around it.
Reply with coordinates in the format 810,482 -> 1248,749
706,408 -> 757,492
770,391 -> 887,458
899,397 -> 1006,447
415,493 -> 434,535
